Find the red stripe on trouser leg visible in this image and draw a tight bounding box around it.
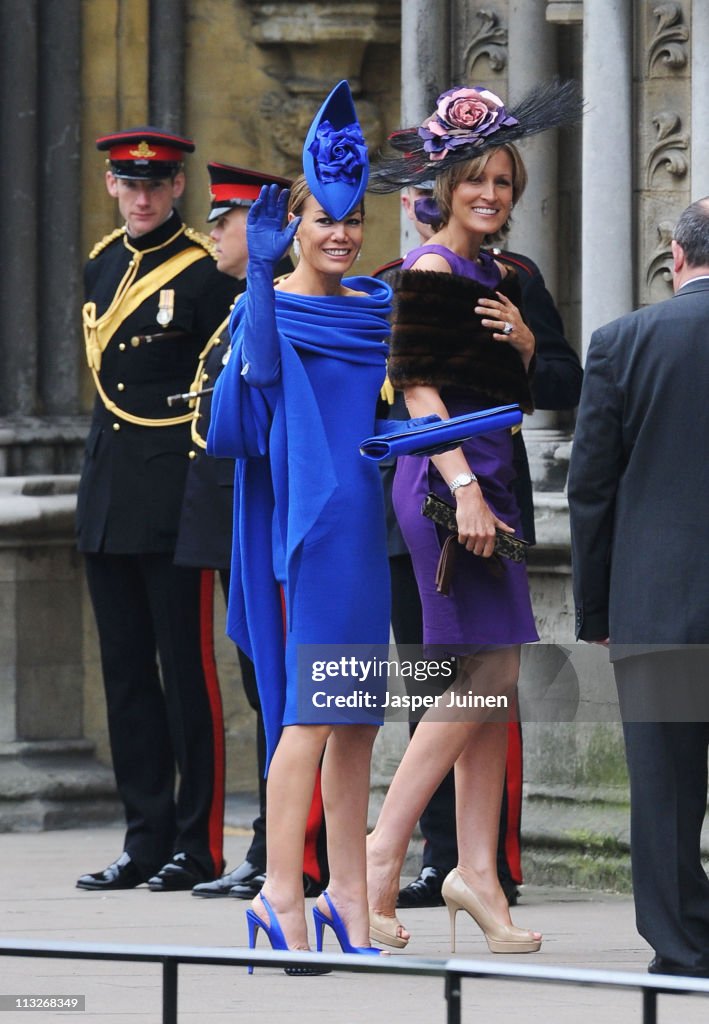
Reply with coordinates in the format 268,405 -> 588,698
278,585 -> 325,883
504,712 -> 524,884
303,766 -> 325,882
200,569 -> 226,875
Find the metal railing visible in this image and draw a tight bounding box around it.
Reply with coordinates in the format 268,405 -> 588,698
1,938 -> 709,1024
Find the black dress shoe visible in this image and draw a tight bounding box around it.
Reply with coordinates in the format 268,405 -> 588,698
148,852 -> 212,892
76,853 -> 144,891
499,876 -> 520,907
192,860 -> 265,899
648,955 -> 709,978
397,866 -> 445,908
302,873 -> 325,899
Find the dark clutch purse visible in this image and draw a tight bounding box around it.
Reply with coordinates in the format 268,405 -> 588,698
421,492 -> 528,594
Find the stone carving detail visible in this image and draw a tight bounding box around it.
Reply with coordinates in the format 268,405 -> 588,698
261,93 -> 318,165
261,90 -> 382,173
463,9 -> 508,76
645,221 -> 674,290
646,111 -> 689,185
647,2 -> 688,75
243,1 -> 394,175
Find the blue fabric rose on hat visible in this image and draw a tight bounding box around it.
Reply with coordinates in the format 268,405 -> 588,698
308,120 -> 367,185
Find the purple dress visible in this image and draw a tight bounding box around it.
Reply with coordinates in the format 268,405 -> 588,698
392,245 -> 538,652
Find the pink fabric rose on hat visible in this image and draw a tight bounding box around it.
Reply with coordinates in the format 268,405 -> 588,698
418,86 -> 518,162
437,87 -> 504,129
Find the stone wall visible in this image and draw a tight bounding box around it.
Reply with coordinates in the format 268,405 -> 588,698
0,477 -> 120,829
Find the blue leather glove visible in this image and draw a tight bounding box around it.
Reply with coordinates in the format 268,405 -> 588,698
246,184 -> 300,264
241,185 -> 301,387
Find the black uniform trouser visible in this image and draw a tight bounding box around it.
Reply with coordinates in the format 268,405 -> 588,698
616,650 -> 709,970
84,552 -> 224,879
390,552 -> 522,884
217,570 -> 267,871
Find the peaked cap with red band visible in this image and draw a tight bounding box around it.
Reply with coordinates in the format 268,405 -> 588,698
96,127 -> 195,180
206,162 -> 292,222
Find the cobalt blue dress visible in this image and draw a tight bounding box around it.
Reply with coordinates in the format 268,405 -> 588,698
208,277 -> 392,767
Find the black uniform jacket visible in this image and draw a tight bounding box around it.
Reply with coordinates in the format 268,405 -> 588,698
174,256 -> 294,569
76,211 -> 236,554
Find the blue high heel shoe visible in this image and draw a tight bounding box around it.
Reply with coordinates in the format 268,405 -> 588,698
246,892 -> 331,976
313,891 -> 384,955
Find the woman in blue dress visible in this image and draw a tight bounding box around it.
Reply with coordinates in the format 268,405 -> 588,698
208,83 -> 391,969
366,82 -> 580,954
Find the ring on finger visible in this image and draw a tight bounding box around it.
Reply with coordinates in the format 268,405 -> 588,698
502,321 -> 514,335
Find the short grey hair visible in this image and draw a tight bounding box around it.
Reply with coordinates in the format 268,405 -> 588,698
674,198 -> 709,267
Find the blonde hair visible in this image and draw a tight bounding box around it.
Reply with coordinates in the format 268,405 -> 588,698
433,144 -> 527,235
287,175 -> 312,218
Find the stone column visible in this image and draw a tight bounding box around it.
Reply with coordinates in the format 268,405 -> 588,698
581,0 -> 633,355
691,0 -> 709,195
150,0 -> 186,133
507,0 -> 567,472
39,0 -> 82,418
0,0 -> 39,418
399,0 -> 450,252
507,0 -> 559,287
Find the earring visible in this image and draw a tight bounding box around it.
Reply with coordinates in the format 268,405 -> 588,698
293,238 -> 301,259
356,250 -> 362,262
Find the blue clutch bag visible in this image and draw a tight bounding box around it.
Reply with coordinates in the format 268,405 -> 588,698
359,404 -> 523,461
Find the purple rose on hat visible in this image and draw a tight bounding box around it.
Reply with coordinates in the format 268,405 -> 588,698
308,119 -> 368,185
418,87 -> 518,162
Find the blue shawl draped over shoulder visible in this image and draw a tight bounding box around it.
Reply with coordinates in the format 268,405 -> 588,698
207,276 -> 392,769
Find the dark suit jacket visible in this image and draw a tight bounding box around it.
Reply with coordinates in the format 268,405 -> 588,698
569,276 -> 709,644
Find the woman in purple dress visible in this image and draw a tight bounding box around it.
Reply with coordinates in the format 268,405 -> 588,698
366,83 -> 580,954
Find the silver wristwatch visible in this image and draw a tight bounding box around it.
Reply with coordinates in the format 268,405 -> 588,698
449,472 -> 477,495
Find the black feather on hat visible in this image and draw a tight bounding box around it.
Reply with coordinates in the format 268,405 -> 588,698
368,78 -> 582,193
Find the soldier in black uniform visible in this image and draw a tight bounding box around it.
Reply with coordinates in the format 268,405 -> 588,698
173,162 -> 296,900
76,129 -> 237,892
173,163 -> 328,900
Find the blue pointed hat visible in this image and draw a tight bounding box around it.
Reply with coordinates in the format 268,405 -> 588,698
302,80 -> 369,220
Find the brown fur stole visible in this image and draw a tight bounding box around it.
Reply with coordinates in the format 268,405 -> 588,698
387,268 -> 534,414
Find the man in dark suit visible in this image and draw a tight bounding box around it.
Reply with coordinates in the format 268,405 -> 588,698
175,163 -> 328,900
76,129 -> 236,892
569,197 -> 709,978
376,186 -> 582,908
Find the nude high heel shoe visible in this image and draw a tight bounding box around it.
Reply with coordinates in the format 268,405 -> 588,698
441,868 -> 542,954
368,910 -> 409,949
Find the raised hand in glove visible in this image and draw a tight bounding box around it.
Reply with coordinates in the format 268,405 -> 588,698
246,184 -> 301,265
240,185 -> 300,388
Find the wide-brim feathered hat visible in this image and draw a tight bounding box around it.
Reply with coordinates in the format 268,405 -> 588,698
303,80 -> 369,220
368,78 -> 582,193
